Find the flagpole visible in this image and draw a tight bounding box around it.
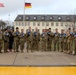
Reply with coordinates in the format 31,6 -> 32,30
23,0 -> 25,32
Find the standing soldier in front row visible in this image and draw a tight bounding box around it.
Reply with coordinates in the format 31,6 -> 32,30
73,28 -> 76,55
66,30 -> 72,54
0,29 -> 3,53
26,27 -> 34,52
19,29 -> 25,53
63,31 -> 67,52
3,29 -> 9,53
47,28 -> 54,51
60,29 -> 64,52
41,29 -> 47,51
54,28 -> 60,51
33,27 -> 40,51
13,27 -> 20,52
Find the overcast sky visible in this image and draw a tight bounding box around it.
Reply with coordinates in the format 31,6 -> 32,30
0,0 -> 76,21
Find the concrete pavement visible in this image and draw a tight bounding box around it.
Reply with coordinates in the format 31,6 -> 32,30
0,50 -> 76,66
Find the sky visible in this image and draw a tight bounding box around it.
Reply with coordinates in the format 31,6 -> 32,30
0,0 -> 76,21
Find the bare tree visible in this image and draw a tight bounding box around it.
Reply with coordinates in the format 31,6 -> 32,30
0,20 -> 6,29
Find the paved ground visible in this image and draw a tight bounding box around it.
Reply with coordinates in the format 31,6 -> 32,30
0,49 -> 76,66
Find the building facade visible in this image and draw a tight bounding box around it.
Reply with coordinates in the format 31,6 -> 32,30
14,15 -> 76,33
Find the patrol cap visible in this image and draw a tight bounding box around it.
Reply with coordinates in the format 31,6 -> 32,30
16,27 -> 19,29
49,28 -> 51,30
68,28 -> 71,30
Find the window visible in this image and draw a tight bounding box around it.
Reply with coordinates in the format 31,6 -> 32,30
42,17 -> 45,20
56,22 -> 58,26
46,22 -> 49,26
19,22 -> 21,26
61,23 -> 63,26
22,22 -> 23,26
25,22 -> 27,26
67,17 -> 70,21
51,22 -> 54,26
27,22 -> 30,26
58,16 -> 62,20
50,17 -> 53,20
34,17 -> 37,20
65,22 -> 68,27
42,22 -> 44,26
65,25 -> 68,27
33,22 -> 36,26
38,22 -> 40,26
26,17 -> 29,20
19,17 -> 22,20
16,22 -> 18,26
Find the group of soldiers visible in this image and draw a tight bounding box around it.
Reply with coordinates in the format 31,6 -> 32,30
0,26 -> 76,55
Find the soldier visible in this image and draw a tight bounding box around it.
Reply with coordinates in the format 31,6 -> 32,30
19,29 -> 25,53
72,28 -> 75,55
41,29 -> 47,51
67,28 -> 73,53
66,30 -> 72,54
47,28 -> 54,51
26,27 -> 34,52
13,27 -> 20,52
73,28 -> 76,55
33,27 -> 40,51
0,29 -> 3,53
54,28 -> 60,51
63,31 -> 67,52
60,29 -> 64,52
3,29 -> 9,53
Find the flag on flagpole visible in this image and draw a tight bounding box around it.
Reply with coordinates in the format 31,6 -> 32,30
0,3 -> 4,7
25,3 -> 32,8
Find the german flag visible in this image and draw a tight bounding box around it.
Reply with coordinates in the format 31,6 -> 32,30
25,3 -> 32,8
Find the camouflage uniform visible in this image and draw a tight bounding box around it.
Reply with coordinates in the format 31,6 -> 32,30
33,31 -> 40,51
41,32 -> 47,51
26,31 -> 34,52
3,31 -> 9,53
47,31 -> 54,51
60,33 -> 64,52
73,33 -> 76,54
0,31 -> 3,53
13,31 -> 20,52
19,32 -> 25,53
63,34 -> 67,52
54,32 -> 60,51
66,34 -> 71,53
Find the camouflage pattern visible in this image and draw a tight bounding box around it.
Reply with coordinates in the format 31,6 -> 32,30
19,31 -> 25,53
26,31 -> 34,52
54,31 -> 60,51
13,31 -> 20,52
66,33 -> 72,53
41,31 -> 47,51
33,31 -> 40,51
73,32 -> 76,54
60,30 -> 64,52
3,31 -> 9,53
47,31 -> 54,51
0,31 -> 3,53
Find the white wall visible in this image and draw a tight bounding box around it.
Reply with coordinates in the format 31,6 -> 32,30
14,21 -> 74,33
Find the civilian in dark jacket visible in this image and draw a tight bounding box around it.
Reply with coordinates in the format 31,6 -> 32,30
8,29 -> 14,52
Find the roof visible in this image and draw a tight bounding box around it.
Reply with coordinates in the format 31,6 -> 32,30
14,14 -> 76,22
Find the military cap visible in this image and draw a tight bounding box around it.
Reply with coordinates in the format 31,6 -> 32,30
16,27 -> 19,29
